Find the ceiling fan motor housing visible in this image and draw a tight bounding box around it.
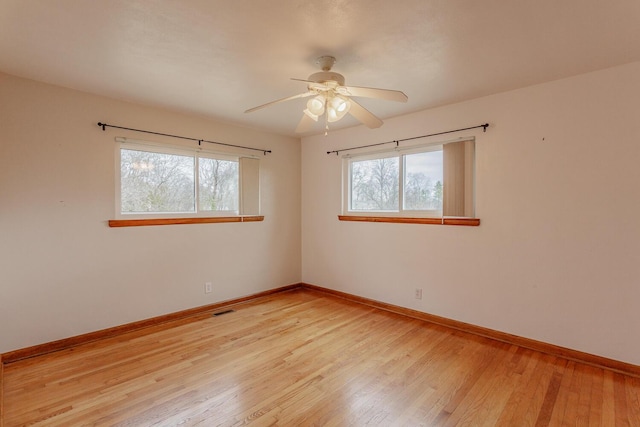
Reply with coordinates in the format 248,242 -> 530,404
308,71 -> 345,86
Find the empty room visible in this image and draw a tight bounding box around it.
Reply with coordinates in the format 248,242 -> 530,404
1,1 -> 639,425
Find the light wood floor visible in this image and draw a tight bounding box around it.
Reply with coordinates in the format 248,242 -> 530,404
3,288 -> 640,426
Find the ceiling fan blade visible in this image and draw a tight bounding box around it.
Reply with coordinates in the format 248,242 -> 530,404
340,85 -> 408,103
348,99 -> 384,129
295,113 -> 316,133
244,91 -> 314,113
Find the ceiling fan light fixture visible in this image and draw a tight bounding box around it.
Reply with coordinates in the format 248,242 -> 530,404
326,107 -> 340,122
327,95 -> 351,122
306,95 -> 325,116
332,95 -> 350,113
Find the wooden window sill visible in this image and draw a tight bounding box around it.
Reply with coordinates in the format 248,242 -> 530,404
109,216 -> 264,228
338,215 -> 480,226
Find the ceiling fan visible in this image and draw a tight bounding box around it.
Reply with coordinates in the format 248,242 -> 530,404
244,56 -> 408,133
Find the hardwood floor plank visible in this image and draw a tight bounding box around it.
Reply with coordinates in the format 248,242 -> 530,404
493,348 -> 544,426
549,360 -> 577,425
3,288 -> 640,426
438,342 -> 516,426
614,372 -> 631,426
587,365 -> 604,427
562,362 -> 582,423
534,367 -> 564,426
627,377 -> 640,424
575,364 -> 595,425
602,369 -> 617,427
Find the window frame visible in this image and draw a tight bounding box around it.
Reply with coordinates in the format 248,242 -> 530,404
342,138 -> 475,219
115,139 -> 248,220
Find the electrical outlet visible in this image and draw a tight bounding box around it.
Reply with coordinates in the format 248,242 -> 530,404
415,288 -> 423,300
205,282 -> 212,294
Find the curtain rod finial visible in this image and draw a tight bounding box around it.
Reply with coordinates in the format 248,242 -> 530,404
98,122 -> 106,131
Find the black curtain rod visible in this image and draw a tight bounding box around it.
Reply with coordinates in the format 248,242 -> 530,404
97,122 -> 272,155
326,123 -> 489,155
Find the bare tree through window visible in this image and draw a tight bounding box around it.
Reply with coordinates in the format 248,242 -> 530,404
199,157 -> 238,211
120,148 -> 239,214
403,151 -> 443,211
121,149 -> 195,213
351,157 -> 399,210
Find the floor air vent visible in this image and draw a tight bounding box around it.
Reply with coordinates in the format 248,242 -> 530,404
212,309 -> 235,317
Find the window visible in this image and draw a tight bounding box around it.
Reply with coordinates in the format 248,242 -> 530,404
116,140 -> 259,218
343,139 -> 475,218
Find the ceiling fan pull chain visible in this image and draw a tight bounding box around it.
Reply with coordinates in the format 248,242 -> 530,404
324,96 -> 330,135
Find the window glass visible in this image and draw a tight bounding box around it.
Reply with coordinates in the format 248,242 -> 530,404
350,157 -> 399,211
120,149 -> 195,213
198,157 -> 239,212
403,151 -> 443,211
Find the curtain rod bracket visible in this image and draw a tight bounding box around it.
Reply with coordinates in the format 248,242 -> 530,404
98,122 -> 106,131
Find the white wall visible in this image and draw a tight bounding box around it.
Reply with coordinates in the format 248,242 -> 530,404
0,73 -> 301,354
3,62 -> 639,365
301,62 -> 640,365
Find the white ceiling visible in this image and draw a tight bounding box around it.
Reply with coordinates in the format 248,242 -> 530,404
1,1 -> 639,137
